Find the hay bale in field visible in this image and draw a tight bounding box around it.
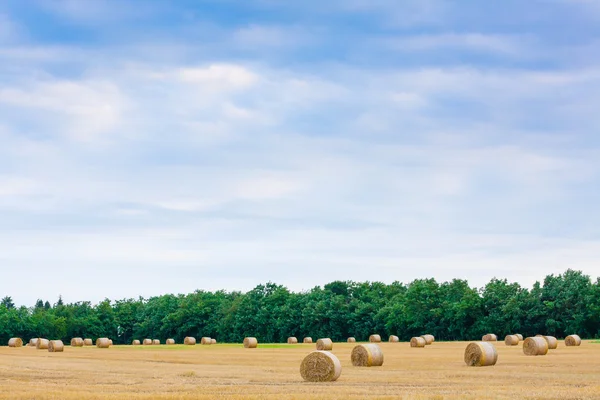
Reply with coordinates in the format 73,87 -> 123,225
152,339 -> 160,345
8,338 -> 23,348
143,339 -> 152,346
347,337 -> 356,343
369,334 -> 381,343
515,334 -> 523,341
482,334 -> 497,342
464,342 -> 498,367
303,337 -> 313,344
287,337 -> 298,344
211,339 -> 217,344
389,335 -> 399,343
132,340 -> 141,346
28,338 -> 39,347
504,335 -> 519,346
96,338 -> 111,349
543,336 -> 558,349
410,337 -> 426,348
109,339 -> 113,346
36,339 -> 49,350
70,337 -> 84,347
83,339 -> 93,346
421,334 -> 434,345
48,340 -> 64,353
523,337 -> 548,356
565,334 -> 581,347
351,344 -> 384,367
244,337 -> 258,348
166,339 -> 175,345
300,351 -> 342,382
316,338 -> 333,351
184,337 -> 196,345
201,337 -> 212,345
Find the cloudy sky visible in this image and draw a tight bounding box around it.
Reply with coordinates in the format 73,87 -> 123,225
1,0 -> 599,306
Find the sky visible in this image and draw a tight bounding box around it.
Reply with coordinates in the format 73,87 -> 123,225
1,0 -> 600,306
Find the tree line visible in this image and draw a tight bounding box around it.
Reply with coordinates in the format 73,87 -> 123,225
1,269 -> 599,345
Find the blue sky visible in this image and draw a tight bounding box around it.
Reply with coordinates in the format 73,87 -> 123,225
1,0 -> 599,305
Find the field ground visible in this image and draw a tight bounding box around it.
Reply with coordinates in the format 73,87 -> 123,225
1,340 -> 599,399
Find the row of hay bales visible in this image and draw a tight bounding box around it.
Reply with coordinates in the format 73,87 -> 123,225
243,334 -> 435,350
130,337 -> 217,345
300,343 -> 385,382
465,334 -> 583,367
6,337 -> 114,352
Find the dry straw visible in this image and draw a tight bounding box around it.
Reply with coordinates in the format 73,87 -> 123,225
36,339 -> 49,350
152,339 -> 160,345
143,339 -> 152,345
300,351 -> 342,382
421,334 -> 434,345
83,339 -> 93,346
523,337 -> 548,356
543,336 -> 558,350
132,340 -> 141,345
48,340 -> 64,353
244,337 -> 258,348
388,335 -> 399,343
515,334 -> 524,341
303,337 -> 313,344
8,338 -> 23,348
369,334 -> 381,343
347,337 -> 356,343
410,337 -> 426,348
96,338 -> 111,349
464,342 -> 498,366
109,339 -> 113,346
28,338 -> 39,347
287,337 -> 298,344
70,337 -> 84,347
201,337 -> 212,345
565,334 -> 582,347
482,334 -> 497,342
184,337 -> 196,345
504,335 -> 519,346
316,338 -> 333,351
211,339 -> 217,344
166,339 -> 175,345
351,344 -> 384,367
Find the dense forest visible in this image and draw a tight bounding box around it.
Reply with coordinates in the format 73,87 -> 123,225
1,269 -> 599,345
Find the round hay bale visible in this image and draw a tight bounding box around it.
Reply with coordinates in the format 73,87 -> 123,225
515,334 -> 523,341
28,338 -> 39,347
201,337 -> 212,345
347,337 -> 356,343
109,339 -> 113,346
300,351 -> 342,382
410,337 -> 426,348
36,339 -> 49,350
482,334 -> 497,342
565,334 -> 582,347
83,339 -> 93,346
464,342 -> 498,366
8,338 -> 23,348
132,340 -> 141,345
303,337 -> 313,344
243,337 -> 258,348
523,337 -> 548,356
184,337 -> 196,345
166,339 -> 175,345
287,337 -> 298,344
211,338 -> 217,344
48,340 -> 64,353
388,335 -> 399,343
96,338 -> 111,349
369,334 -> 381,343
316,338 -> 333,351
152,339 -> 160,345
504,335 -> 519,346
421,334 -> 434,345
70,337 -> 84,347
143,339 -> 152,346
351,343 -> 384,367
543,336 -> 558,350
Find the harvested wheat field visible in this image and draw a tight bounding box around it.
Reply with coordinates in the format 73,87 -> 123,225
1,341 -> 599,399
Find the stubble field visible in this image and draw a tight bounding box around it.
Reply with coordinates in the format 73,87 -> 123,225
1,341 -> 598,400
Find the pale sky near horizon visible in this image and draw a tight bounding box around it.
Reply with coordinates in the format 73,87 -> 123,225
1,0 -> 600,306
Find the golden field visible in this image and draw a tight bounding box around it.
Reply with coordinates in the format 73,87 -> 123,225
1,340 -> 599,399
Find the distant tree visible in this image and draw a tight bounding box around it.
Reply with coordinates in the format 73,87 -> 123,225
35,299 -> 44,309
1,296 -> 15,309
56,296 -> 64,307
44,301 -> 51,310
